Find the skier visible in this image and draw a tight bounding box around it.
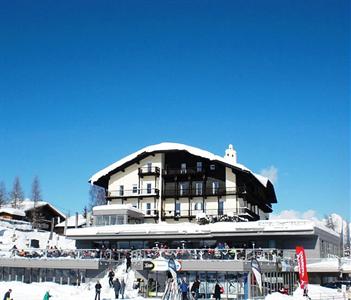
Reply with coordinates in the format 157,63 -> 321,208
113,278 -> 121,299
179,278 -> 189,300
95,281 -> 102,300
3,289 -> 12,300
43,291 -> 52,300
120,278 -> 126,299
108,268 -> 115,288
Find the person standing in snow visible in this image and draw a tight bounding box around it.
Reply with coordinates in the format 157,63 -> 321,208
191,278 -> 200,300
108,268 -> 115,287
95,280 -> 102,300
179,278 -> 189,300
120,278 -> 126,299
126,252 -> 131,272
214,282 -> 221,300
43,291 -> 52,300
3,289 -> 12,300
113,278 -> 121,299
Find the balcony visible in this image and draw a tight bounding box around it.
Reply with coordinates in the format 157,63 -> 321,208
138,166 -> 160,177
162,167 -> 204,176
107,188 -> 159,199
162,207 -> 259,221
163,186 -> 244,198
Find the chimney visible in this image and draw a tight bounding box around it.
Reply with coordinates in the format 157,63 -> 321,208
224,144 -> 237,164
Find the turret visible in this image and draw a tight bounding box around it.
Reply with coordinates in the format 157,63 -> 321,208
224,144 -> 237,164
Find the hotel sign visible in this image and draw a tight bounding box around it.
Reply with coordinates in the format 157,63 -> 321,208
143,261 -> 155,271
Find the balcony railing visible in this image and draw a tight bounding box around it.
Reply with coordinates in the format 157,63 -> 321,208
162,207 -> 260,221
163,186 -> 245,198
131,248 -> 286,262
138,166 -> 160,176
108,188 -> 159,198
163,167 -> 208,176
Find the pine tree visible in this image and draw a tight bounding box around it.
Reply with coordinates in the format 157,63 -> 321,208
82,206 -> 88,218
0,181 -> 7,207
325,214 -> 336,231
88,185 -> 106,210
10,177 -> 24,208
31,176 -> 42,228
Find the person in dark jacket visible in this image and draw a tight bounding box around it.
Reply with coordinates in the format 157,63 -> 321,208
191,278 -> 200,300
214,282 -> 221,300
3,289 -> 12,300
113,278 -> 121,299
179,278 -> 189,300
108,269 -> 115,287
126,252 -> 131,272
95,281 -> 102,300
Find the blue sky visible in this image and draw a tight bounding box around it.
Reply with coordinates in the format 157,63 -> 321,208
0,1 -> 349,219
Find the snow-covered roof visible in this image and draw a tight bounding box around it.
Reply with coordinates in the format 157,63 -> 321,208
89,142 -> 271,188
0,207 -> 26,217
93,204 -> 144,215
55,215 -> 86,228
66,218 -> 337,238
20,200 -> 66,219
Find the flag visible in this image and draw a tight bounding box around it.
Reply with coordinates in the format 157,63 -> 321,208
251,258 -> 262,293
296,246 -> 309,289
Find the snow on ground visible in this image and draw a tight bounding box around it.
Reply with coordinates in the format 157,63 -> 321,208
0,221 -> 75,256
265,284 -> 348,299
0,262 -> 150,300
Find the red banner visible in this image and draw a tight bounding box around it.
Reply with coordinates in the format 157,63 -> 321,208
296,246 -> 309,289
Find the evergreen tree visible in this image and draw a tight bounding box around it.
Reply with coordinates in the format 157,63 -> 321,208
10,176 -> 24,208
82,206 -> 88,218
88,185 -> 106,210
31,176 -> 42,228
0,181 -> 7,207
325,214 -> 336,231
346,222 -> 351,257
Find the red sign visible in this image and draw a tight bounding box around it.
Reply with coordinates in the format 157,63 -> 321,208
296,246 -> 309,289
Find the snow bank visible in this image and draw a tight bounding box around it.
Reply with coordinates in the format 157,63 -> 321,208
0,223 -> 75,255
265,284 -> 347,299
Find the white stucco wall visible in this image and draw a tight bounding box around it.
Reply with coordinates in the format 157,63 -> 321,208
108,154 -> 162,193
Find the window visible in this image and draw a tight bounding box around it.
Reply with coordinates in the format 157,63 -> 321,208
212,181 -> 219,194
147,183 -> 152,194
119,185 -> 124,196
175,202 -> 181,216
195,182 -> 203,196
218,200 -> 224,215
179,182 -> 189,196
132,184 -> 138,194
147,162 -> 152,173
180,163 -> 187,174
196,162 -> 203,172
194,202 -> 203,211
210,164 -> 216,171
146,203 -> 151,215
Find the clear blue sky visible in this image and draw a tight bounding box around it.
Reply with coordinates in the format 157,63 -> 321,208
0,1 -> 349,219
